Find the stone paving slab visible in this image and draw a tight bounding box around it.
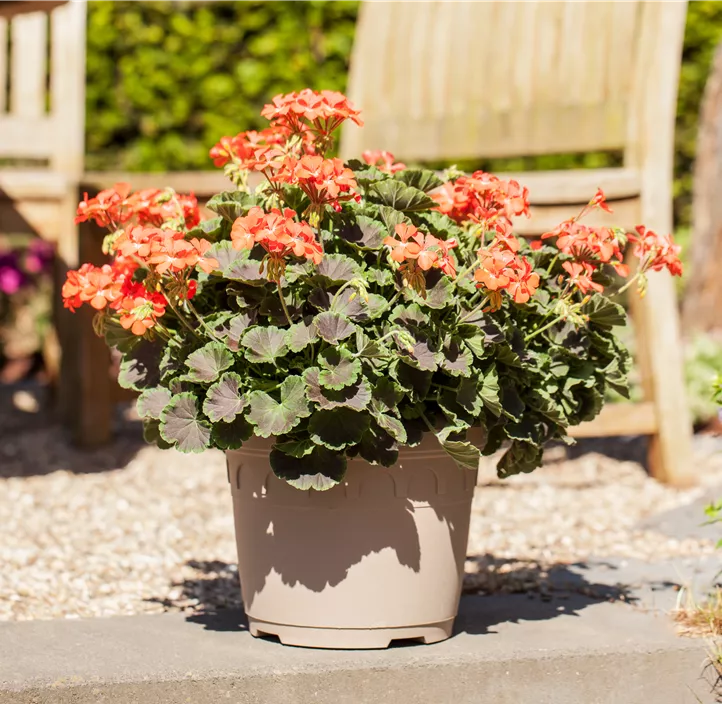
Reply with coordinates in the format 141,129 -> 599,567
0,594 -> 716,704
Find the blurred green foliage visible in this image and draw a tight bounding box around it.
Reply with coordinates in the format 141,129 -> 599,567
85,1 -> 359,171
85,1 -> 722,228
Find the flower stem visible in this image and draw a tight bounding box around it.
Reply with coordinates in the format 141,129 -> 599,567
546,253 -> 559,276
166,298 -> 199,339
459,296 -> 490,323
186,298 -> 222,341
277,283 -> 294,326
524,315 -> 565,343
615,270 -> 642,297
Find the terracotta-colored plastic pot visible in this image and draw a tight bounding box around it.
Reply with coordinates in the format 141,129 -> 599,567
226,433 -> 477,649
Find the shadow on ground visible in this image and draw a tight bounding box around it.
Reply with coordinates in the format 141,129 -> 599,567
148,556 -> 635,637
0,381 -> 144,478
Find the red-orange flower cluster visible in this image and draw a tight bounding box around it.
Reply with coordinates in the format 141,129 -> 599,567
433,172 -> 530,235
261,89 -> 363,138
114,226 -> 218,276
231,206 -> 323,282
362,150 -> 406,174
383,223 -> 458,278
75,183 -> 200,231
273,156 -> 359,211
61,260 -> 168,336
474,243 -> 540,304
629,226 -> 683,277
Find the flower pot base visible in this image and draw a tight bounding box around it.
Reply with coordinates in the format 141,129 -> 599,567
248,617 -> 454,649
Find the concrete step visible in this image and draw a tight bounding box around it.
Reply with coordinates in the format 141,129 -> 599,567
0,593 -> 716,704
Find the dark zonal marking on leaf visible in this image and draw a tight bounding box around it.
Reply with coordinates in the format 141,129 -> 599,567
318,347 -> 361,390
210,415 -> 254,450
372,377 -> 404,413
313,311 -> 356,343
358,422 -> 399,467
337,215 -> 387,250
226,311 -> 257,352
241,326 -> 289,364
202,372 -> 247,423
270,447 -> 347,491
159,393 -> 211,453
442,338 -> 473,377
314,253 -> 362,283
184,341 -> 234,384
412,274 -> 454,309
304,368 -> 372,411
137,387 -> 173,420
392,361 -> 432,400
330,288 -> 366,320
246,376 -> 310,437
500,383 -> 524,421
394,168 -> 444,193
308,408 -> 370,450
118,339 -> 163,391
397,333 -> 439,372
371,180 -> 438,211
286,317 -> 319,352
391,303 -> 427,327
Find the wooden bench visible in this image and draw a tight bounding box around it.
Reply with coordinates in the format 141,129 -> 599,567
341,0 -> 694,485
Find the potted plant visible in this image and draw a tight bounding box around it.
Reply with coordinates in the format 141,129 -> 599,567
62,89 -> 682,649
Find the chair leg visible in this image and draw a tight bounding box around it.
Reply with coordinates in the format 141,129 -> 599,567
628,269 -> 694,485
54,193 -> 113,447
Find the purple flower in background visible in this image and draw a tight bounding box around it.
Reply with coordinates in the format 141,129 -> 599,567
0,265 -> 24,294
24,240 -> 55,275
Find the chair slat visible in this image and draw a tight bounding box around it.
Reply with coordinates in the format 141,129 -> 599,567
0,19 -> 7,113
10,11 -> 46,118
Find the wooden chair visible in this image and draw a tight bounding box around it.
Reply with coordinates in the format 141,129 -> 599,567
0,2 -> 98,437
341,1 -> 693,485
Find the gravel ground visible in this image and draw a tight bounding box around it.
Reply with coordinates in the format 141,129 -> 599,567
1,383 -> 721,622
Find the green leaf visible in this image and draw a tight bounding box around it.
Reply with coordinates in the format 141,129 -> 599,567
308,408 -> 370,450
136,387 -> 172,420
103,320 -> 139,354
159,393 -> 211,453
318,346 -> 361,389
413,274 -> 454,309
118,339 -> 163,391
497,440 -> 543,478
185,341 -> 234,383
313,311 -> 356,343
206,190 -> 255,222
206,240 -> 247,273
583,296 -> 626,328
457,371 -> 502,417
246,376 -> 310,437
202,372 -> 247,422
241,326 -> 288,364
441,439 -> 481,470
272,438 -> 316,458
355,329 -> 387,359
500,384 -> 524,421
285,317 -> 319,352
142,419 -> 174,450
270,446 -> 347,491
394,168 -> 444,193
224,254 -> 266,284
371,180 -> 438,211
378,205 -> 410,231
337,215 -> 386,249
304,367 -> 372,411
211,415 -> 254,450
313,253 -> 362,283
371,377 -> 404,413
187,216 -> 225,241
373,412 -> 407,443
225,312 -> 257,352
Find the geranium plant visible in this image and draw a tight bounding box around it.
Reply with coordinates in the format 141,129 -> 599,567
62,89 -> 683,490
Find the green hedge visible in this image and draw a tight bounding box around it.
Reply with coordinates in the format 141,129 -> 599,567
86,1 -> 722,227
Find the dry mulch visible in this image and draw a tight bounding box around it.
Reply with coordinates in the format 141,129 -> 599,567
1,383 -> 721,621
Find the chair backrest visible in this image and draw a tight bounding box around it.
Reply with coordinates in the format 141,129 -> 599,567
340,1 -> 687,167
0,1 -> 86,176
